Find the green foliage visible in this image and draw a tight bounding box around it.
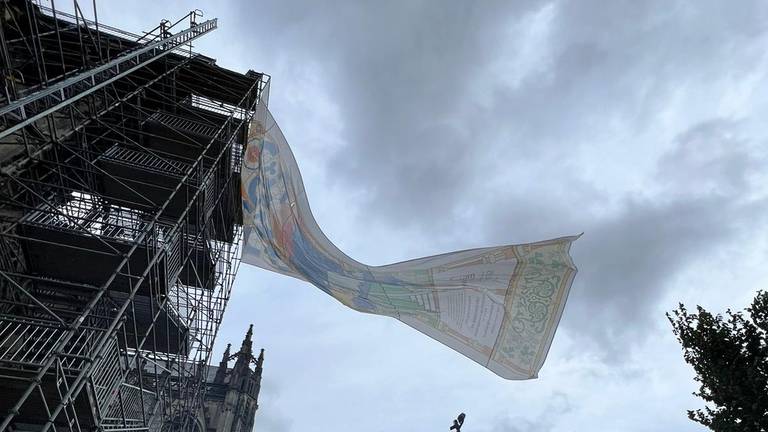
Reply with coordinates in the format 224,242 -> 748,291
667,291 -> 768,431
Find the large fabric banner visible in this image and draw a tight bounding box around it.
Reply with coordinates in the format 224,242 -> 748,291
241,103 -> 580,379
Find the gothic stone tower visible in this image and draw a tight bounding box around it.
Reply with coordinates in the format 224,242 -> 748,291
204,326 -> 264,432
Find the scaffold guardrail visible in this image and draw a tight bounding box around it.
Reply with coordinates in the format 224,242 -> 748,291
0,18 -> 218,140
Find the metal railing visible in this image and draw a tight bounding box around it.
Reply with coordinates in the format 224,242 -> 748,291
0,17 -> 218,140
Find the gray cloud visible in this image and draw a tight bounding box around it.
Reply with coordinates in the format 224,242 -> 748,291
252,379 -> 292,432
254,413 -> 292,432
231,1 -> 543,231
231,0 -> 768,229
657,119 -> 766,197
491,392 -> 570,432
567,194 -> 745,354
218,0 -> 768,365
166,0 -> 768,429
58,0 -> 768,431
481,118 -> 768,357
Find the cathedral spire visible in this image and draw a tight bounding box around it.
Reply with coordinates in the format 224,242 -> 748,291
213,343 -> 231,384
232,324 -> 255,378
239,324 -> 254,356
222,343 -> 231,363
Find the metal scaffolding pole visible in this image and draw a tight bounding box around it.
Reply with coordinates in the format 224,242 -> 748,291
0,2 -> 267,431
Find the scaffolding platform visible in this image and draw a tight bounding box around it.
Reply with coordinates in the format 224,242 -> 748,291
0,1 -> 269,430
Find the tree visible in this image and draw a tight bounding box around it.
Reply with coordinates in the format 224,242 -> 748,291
668,291 -> 768,431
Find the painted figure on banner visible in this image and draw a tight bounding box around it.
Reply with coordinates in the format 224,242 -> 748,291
241,102 -> 580,380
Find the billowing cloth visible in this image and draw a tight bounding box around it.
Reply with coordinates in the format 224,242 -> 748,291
241,103 -> 579,379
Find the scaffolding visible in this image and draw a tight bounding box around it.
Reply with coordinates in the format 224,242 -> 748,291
0,1 -> 268,431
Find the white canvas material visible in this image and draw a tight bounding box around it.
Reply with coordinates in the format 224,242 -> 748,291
240,103 -> 580,379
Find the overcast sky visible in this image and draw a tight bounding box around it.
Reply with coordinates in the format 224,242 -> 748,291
65,1 -> 768,430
